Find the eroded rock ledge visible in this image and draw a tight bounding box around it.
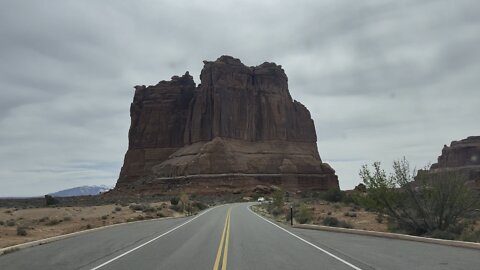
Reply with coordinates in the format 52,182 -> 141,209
417,136 -> 480,191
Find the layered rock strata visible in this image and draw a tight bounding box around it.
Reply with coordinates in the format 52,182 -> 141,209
115,56 -> 339,194
417,136 -> 480,191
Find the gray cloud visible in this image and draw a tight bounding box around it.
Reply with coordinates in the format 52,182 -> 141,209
1,0 -> 479,196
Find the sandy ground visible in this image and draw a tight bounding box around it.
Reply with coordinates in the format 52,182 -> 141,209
0,202 -> 180,248
310,202 -> 388,232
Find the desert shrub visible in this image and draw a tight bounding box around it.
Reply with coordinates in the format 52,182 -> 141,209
101,215 -> 108,220
39,216 -> 49,222
5,210 -> 12,214
170,204 -> 182,212
359,158 -> 479,236
322,217 -> 352,228
129,203 -> 146,211
115,206 -> 122,211
16,226 -> 27,236
430,229 -> 456,240
322,188 -> 343,202
44,195 -> 59,206
86,224 -> 92,229
459,229 -> 480,243
375,214 -> 384,224
46,219 -> 62,226
143,205 -> 156,213
6,219 -> 16,227
63,216 -> 72,221
344,212 -> 357,217
0,220 -> 4,226
272,189 -> 284,209
341,193 -> 356,204
271,207 -> 283,217
156,212 -> 165,218
191,201 -> 208,211
339,220 -> 353,228
322,217 -> 339,226
295,204 -> 313,224
170,197 -> 180,206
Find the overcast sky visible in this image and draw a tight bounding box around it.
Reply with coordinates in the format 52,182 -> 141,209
1,0 -> 479,197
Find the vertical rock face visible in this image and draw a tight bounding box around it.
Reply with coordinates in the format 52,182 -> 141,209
115,56 -> 339,194
417,136 -> 480,191
118,73 -> 195,183
184,57 -> 316,144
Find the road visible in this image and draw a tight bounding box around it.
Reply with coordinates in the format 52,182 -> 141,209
0,203 -> 478,269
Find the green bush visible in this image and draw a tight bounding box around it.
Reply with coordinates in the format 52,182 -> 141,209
359,158 -> 479,236
295,204 -> 313,224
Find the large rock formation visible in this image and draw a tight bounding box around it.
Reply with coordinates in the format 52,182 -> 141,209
417,136 -> 480,191
115,56 -> 339,194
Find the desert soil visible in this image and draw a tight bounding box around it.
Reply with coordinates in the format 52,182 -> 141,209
0,202 -> 180,248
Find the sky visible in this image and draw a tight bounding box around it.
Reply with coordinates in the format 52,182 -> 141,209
1,0 -> 479,197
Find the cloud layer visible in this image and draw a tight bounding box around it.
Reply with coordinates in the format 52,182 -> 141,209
1,0 -> 479,196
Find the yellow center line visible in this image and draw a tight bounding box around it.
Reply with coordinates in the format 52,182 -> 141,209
213,207 -> 232,270
222,210 -> 231,270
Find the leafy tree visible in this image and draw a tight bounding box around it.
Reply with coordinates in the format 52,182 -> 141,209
359,158 -> 478,235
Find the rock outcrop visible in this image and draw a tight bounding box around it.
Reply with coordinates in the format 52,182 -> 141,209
115,56 -> 339,194
417,136 -> 480,191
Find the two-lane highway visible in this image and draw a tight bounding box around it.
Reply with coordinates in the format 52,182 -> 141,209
0,203 -> 478,269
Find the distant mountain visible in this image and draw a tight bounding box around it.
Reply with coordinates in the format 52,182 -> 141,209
49,185 -> 112,197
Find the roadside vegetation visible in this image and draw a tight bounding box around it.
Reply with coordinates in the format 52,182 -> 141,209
254,158 -> 479,242
359,158 -> 479,241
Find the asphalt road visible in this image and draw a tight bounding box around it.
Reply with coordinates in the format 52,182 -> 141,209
0,203 -> 478,270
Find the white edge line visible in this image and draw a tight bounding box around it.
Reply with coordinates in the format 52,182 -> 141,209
90,206 -> 218,270
248,205 -> 363,270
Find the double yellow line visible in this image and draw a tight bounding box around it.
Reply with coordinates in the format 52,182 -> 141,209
212,207 -> 232,270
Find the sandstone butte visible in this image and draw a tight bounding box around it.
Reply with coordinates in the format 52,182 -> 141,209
113,56 -> 339,195
417,136 -> 480,191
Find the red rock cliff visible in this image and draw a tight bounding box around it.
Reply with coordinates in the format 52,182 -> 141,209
115,56 -> 339,194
